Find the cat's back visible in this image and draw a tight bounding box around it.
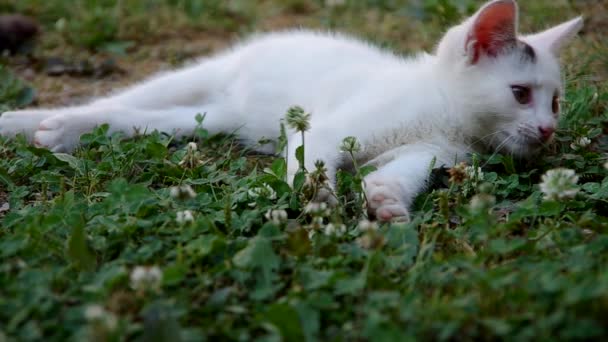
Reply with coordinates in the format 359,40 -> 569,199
230,30 -> 402,72
199,30 -> 408,117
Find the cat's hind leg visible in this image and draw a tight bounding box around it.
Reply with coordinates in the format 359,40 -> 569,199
32,104 -> 231,152
0,108 -> 76,142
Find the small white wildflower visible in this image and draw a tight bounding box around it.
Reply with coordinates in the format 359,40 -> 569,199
539,168 -> 580,200
356,234 -> 386,250
130,265 -> 162,292
357,235 -> 373,249
179,142 -> 206,168
186,142 -> 198,152
265,209 -> 288,225
285,106 -> 311,132
304,202 -> 329,216
248,183 -> 277,200
340,136 -> 361,154
357,219 -> 379,233
570,137 -> 591,151
324,223 -> 347,237
304,202 -> 320,213
85,305 -> 106,321
311,216 -> 324,227
169,185 -> 196,200
469,193 -> 496,213
176,210 -> 195,224
465,165 -> 484,182
604,161 -> 608,170
84,305 -> 118,331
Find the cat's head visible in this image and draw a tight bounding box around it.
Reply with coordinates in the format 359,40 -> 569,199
436,0 -> 583,157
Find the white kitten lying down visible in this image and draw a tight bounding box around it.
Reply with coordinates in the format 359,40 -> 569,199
0,0 -> 582,221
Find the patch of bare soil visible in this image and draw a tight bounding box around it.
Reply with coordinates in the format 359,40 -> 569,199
9,33 -> 230,107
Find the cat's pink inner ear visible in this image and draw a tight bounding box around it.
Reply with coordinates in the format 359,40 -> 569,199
467,0 -> 517,64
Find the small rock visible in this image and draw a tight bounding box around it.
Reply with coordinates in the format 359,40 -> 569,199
45,56 -> 70,76
45,56 -> 123,78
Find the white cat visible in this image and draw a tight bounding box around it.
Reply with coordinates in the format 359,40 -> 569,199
0,0 -> 582,221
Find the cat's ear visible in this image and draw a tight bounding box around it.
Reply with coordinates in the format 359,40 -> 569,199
524,17 -> 583,55
465,0 -> 518,64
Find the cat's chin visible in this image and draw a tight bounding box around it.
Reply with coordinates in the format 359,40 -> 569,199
500,138 -> 544,160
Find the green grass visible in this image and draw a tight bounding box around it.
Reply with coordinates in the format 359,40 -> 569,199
1,0 -> 608,341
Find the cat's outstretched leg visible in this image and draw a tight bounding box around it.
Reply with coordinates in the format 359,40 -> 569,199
0,108 -> 81,142
29,104 -> 229,152
0,54 -> 241,148
364,143 -> 453,222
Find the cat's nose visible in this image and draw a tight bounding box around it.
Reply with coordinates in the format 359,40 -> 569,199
538,126 -> 555,141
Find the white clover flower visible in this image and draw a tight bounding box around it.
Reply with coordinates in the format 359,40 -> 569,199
179,142 -> 206,168
304,202 -> 320,213
176,210 -> 195,224
130,265 -> 162,292
539,168 -> 580,200
304,202 -> 329,216
285,106 -> 311,132
469,193 -> 496,213
570,137 -> 591,151
248,183 -> 277,200
311,216 -> 324,227
356,234 -> 386,250
340,136 -> 361,154
465,165 -> 484,182
186,142 -> 198,152
85,305 -> 106,321
169,185 -> 196,200
84,305 -> 118,331
265,209 -> 288,225
357,219 -> 379,233
356,235 -> 373,249
324,223 -> 347,237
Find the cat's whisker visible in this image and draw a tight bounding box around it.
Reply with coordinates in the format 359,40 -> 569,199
481,135 -> 514,168
467,130 -> 504,150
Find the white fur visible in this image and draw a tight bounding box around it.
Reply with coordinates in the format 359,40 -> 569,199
0,0 -> 582,221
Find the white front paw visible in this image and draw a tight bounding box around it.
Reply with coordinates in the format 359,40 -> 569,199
34,114 -> 93,152
0,110 -> 55,141
365,178 -> 410,222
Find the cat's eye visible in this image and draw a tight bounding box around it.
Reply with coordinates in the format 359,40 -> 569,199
511,85 -> 532,105
552,93 -> 560,114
